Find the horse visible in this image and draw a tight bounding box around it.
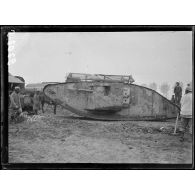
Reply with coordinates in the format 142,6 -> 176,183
39,92 -> 57,114
20,90 -> 57,115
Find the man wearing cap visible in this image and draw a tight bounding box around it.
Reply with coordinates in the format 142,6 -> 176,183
9,86 -> 22,118
174,82 -> 182,106
179,84 -> 192,141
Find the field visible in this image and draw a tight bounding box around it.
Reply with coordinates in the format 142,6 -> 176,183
9,105 -> 192,164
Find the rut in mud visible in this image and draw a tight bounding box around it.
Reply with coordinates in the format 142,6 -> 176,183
9,106 -> 192,163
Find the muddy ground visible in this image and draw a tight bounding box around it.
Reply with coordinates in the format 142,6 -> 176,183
9,105 -> 192,163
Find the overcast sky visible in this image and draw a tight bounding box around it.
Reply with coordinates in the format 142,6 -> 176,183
8,31 -> 192,97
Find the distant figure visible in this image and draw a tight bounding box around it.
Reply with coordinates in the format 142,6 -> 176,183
171,95 -> 175,104
9,86 -> 22,119
33,91 -> 41,115
179,85 -> 192,141
174,82 -> 182,106
187,83 -> 191,88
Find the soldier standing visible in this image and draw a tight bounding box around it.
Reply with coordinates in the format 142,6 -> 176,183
9,86 -> 22,120
179,84 -> 192,141
174,82 -> 182,106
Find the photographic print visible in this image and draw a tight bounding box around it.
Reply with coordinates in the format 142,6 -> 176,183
1,26 -> 194,168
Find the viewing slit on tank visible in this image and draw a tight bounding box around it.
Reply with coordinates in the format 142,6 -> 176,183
43,73 -> 180,121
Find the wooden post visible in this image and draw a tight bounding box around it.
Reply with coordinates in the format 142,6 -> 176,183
173,113 -> 179,134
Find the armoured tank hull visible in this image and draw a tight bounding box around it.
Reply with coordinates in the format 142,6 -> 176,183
43,81 -> 180,121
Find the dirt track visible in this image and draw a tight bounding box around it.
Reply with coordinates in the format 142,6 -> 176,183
9,106 -> 192,163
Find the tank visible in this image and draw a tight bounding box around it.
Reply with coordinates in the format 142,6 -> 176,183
43,73 -> 180,121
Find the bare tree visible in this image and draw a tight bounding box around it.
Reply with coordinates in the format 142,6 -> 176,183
149,82 -> 157,91
160,83 -> 170,98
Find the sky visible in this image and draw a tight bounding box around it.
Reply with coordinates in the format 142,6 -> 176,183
8,31 -> 192,98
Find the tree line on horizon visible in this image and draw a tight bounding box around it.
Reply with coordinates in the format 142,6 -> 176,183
140,82 -> 184,99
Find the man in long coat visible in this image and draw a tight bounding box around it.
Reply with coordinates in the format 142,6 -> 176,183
174,82 -> 182,106
9,86 -> 22,119
179,84 -> 192,141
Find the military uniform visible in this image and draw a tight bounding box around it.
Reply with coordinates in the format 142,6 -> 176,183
9,90 -> 22,119
174,85 -> 182,105
179,92 -> 192,134
179,85 -> 192,142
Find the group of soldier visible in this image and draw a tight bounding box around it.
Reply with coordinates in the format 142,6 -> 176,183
9,86 -> 41,121
171,82 -> 192,141
9,82 -> 192,141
